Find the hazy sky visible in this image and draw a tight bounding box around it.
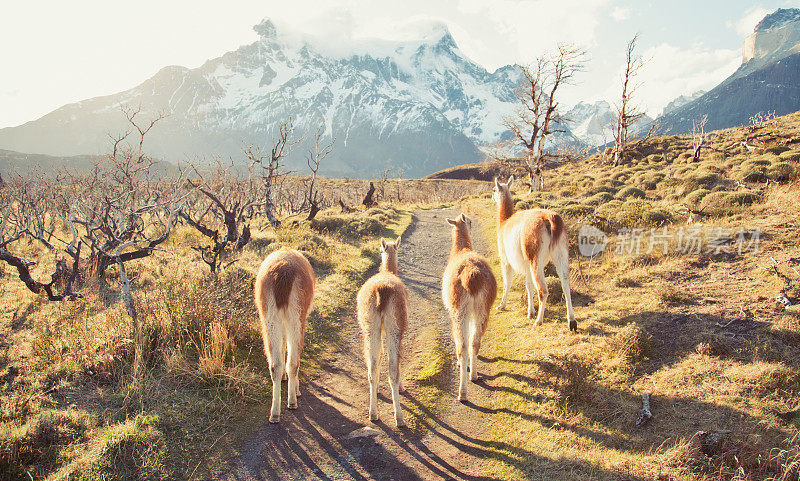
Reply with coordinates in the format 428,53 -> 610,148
1,0 -> 797,128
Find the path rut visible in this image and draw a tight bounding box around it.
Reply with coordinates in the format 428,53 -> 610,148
219,207 -> 502,481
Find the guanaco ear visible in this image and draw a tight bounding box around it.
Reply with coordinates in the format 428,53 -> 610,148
446,218 -> 457,226
395,236 -> 401,249
380,238 -> 387,251
507,175 -> 515,187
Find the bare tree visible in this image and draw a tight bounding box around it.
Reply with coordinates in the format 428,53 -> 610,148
70,108 -> 184,280
496,43 -> 585,179
0,173 -> 82,301
612,34 -> 652,166
247,119 -> 297,226
68,107 -> 184,377
179,160 -> 258,273
303,125 -> 334,221
692,115 -> 708,162
362,182 -> 377,208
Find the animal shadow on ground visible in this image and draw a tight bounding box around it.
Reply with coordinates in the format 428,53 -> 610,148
221,386 -> 420,481
467,309 -> 791,466
381,391 -> 651,481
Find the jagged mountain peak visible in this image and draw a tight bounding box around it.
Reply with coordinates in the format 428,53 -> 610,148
253,18 -> 278,39
754,8 -> 800,32
658,8 -> 800,135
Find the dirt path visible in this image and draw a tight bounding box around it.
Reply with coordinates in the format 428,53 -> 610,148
219,207 -> 502,481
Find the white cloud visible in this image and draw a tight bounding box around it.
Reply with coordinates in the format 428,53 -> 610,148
728,6 -> 771,37
266,0 -> 610,70
610,6 -> 631,21
601,42 -> 741,115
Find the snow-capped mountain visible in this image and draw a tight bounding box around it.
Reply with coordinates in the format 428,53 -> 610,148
0,19 -> 529,178
565,100 -> 653,147
565,101 -> 616,147
660,8 -> 800,133
661,90 -> 706,116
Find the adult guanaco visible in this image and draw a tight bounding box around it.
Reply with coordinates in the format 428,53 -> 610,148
492,176 -> 576,332
442,214 -> 497,402
254,247 -> 315,423
357,237 -> 407,427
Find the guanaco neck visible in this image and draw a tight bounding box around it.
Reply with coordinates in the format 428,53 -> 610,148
497,191 -> 514,224
381,251 -> 398,275
450,225 -> 473,257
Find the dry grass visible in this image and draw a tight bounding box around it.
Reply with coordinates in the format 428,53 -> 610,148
456,111 -> 800,480
2,111 -> 800,479
0,198 -> 414,479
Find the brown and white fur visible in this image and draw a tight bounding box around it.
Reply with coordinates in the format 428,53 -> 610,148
357,237 -> 407,427
254,247 -> 315,423
442,214 -> 497,402
493,176 -> 576,332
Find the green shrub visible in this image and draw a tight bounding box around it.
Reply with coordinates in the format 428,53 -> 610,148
726,191 -> 762,206
768,161 -> 797,181
738,168 -> 768,183
700,191 -> 732,214
742,156 -> 772,167
642,209 -> 672,226
778,150 -> 800,162
691,172 -> 719,188
611,200 -> 650,227
562,205 -> 593,218
584,192 -> 614,206
615,186 -> 646,200
591,185 -> 618,195
765,145 -> 790,155
685,188 -> 711,208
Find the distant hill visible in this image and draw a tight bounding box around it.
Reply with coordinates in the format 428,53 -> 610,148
424,159 -> 525,181
0,149 -> 101,176
0,149 -> 175,178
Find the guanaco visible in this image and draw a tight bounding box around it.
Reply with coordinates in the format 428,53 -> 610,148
357,237 -> 407,427
254,247 -> 315,423
492,176 -> 576,331
442,214 -> 497,402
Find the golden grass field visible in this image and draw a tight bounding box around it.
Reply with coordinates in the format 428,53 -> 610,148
1,111 -> 799,480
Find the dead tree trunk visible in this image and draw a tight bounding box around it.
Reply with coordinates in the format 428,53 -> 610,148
692,116 -> 708,162
636,392 -> 652,427
362,182 -> 377,208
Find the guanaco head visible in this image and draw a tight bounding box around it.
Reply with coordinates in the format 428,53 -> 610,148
492,176 -> 514,205
493,176 -> 515,221
379,236 -> 401,274
446,213 -> 473,253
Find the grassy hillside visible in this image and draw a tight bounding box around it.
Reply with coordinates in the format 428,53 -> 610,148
458,111 -> 800,480
1,109 -> 799,480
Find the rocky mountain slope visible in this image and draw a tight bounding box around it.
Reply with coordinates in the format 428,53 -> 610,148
660,8 -> 800,133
